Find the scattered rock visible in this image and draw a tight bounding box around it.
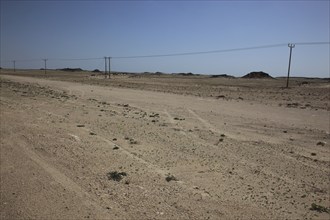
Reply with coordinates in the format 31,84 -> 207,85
129,139 -> 138,144
216,138 -> 224,145
89,132 -> 96,135
216,95 -> 226,99
300,81 -> 309,86
77,124 -> 85,127
311,152 -> 316,156
113,146 -> 119,150
317,141 -> 325,146
287,103 -> 299,108
149,113 -> 159,118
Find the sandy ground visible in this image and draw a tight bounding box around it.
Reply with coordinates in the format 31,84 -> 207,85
0,70 -> 329,219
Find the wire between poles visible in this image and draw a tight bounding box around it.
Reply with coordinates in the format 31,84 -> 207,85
294,42 -> 330,46
50,57 -> 103,61
1,42 -> 329,62
112,43 -> 288,59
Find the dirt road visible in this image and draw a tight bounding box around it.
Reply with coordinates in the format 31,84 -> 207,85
1,74 -> 329,219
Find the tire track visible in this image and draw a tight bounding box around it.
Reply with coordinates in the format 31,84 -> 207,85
78,127 -> 212,199
164,109 -> 187,136
186,108 -> 330,185
18,136 -> 117,219
187,108 -> 219,134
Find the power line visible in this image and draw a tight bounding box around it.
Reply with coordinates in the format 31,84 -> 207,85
108,57 -> 111,78
0,42 -> 329,63
294,42 -> 330,46
112,42 -> 330,59
43,59 -> 48,74
0,57 -> 103,63
112,43 -> 288,59
12,60 -> 16,72
104,57 -> 107,76
2,58 -> 41,63
50,57 -> 103,61
286,44 -> 295,88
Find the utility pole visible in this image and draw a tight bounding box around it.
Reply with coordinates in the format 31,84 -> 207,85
104,57 -> 107,78
43,59 -> 48,74
108,57 -> 111,78
286,43 -> 295,88
13,60 -> 16,72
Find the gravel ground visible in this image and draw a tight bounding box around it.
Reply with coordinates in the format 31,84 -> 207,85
1,71 -> 329,219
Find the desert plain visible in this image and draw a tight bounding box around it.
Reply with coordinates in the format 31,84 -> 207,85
0,69 -> 329,219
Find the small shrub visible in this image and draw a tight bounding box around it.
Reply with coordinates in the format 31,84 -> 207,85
310,203 -> 329,213
317,141 -> 325,146
165,174 -> 178,182
107,171 -> 127,181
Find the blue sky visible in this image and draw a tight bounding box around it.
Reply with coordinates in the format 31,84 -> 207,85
1,0 -> 329,77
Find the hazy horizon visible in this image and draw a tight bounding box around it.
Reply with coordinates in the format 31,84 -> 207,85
2,67 -> 329,79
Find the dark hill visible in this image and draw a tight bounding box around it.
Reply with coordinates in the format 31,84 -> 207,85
57,68 -> 83,72
242,71 -> 273,79
210,74 -> 235,78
